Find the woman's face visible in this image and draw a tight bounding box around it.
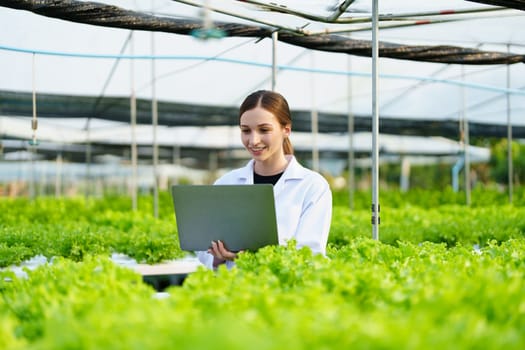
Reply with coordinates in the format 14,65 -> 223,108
240,106 -> 290,164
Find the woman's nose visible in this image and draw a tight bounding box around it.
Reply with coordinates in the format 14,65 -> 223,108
249,132 -> 260,144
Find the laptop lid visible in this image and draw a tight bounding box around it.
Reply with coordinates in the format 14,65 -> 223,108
171,184 -> 279,252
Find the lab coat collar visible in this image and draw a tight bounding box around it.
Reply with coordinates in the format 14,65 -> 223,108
281,155 -> 307,181
236,160 -> 254,184
274,155 -> 306,195
236,155 -> 307,192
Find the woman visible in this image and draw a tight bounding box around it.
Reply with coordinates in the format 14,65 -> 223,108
197,90 -> 332,269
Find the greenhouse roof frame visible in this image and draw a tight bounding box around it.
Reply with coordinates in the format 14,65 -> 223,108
1,90 -> 524,138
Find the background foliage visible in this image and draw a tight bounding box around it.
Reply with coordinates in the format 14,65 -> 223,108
0,188 -> 524,349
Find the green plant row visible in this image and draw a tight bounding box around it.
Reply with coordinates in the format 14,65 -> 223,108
331,186 -> 525,209
330,204 -> 525,247
0,196 -> 187,267
1,193 -> 524,267
1,238 -> 524,349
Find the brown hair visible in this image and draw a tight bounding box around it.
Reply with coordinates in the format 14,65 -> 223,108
239,90 -> 294,155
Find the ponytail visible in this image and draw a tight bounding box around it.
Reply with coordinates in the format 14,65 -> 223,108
283,137 -> 294,155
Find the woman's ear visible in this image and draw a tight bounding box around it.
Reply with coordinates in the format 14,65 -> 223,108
284,124 -> 291,137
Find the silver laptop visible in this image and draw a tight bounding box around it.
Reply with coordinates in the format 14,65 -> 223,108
171,184 -> 279,252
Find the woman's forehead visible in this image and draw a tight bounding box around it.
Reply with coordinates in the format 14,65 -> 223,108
240,107 -> 277,125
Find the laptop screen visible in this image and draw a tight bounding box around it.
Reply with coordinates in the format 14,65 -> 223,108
171,184 -> 279,252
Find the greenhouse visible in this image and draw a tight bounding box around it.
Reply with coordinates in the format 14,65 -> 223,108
1,1 -> 524,349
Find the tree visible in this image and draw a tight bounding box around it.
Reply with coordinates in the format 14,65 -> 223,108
490,139 -> 525,186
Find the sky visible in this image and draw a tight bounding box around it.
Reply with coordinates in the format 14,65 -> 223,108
0,0 -> 524,127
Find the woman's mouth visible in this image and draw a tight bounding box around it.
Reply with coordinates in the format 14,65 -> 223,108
249,147 -> 265,155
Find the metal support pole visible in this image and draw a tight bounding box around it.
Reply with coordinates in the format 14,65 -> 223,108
400,156 -> 410,192
130,32 -> 138,211
371,0 -> 380,240
461,66 -> 471,206
310,52 -> 319,172
209,151 -> 218,181
55,153 -> 62,197
85,119 -> 91,198
31,54 -> 38,149
151,31 -> 159,218
506,44 -> 513,204
464,115 -> 471,205
347,55 -> 355,210
271,31 -> 278,91
30,53 -> 38,200
173,145 -> 181,165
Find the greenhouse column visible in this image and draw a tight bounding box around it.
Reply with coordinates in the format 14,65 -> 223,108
55,153 -> 62,197
272,31 -> 277,91
30,53 -> 38,200
371,0 -> 380,240
461,66 -> 471,206
151,30 -> 159,218
85,119 -> 92,198
347,55 -> 355,211
310,52 -> 319,172
400,156 -> 410,192
209,151 -> 218,180
506,44 -> 513,204
130,31 -> 138,211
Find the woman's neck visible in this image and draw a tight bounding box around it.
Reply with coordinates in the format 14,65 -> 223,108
254,155 -> 289,176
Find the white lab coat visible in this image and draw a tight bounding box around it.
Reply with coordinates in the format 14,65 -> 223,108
197,155 -> 332,269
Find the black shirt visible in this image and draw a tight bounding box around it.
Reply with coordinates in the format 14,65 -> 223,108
253,171 -> 284,186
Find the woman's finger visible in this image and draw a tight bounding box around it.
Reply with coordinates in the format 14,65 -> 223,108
209,241 -> 224,260
217,240 -> 237,261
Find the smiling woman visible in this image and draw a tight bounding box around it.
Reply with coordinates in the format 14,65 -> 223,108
197,90 -> 333,269
239,90 -> 292,174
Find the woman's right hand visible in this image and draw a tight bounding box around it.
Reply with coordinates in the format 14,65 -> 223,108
208,240 -> 238,267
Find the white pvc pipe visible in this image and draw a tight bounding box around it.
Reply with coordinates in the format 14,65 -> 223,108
400,156 -> 410,192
